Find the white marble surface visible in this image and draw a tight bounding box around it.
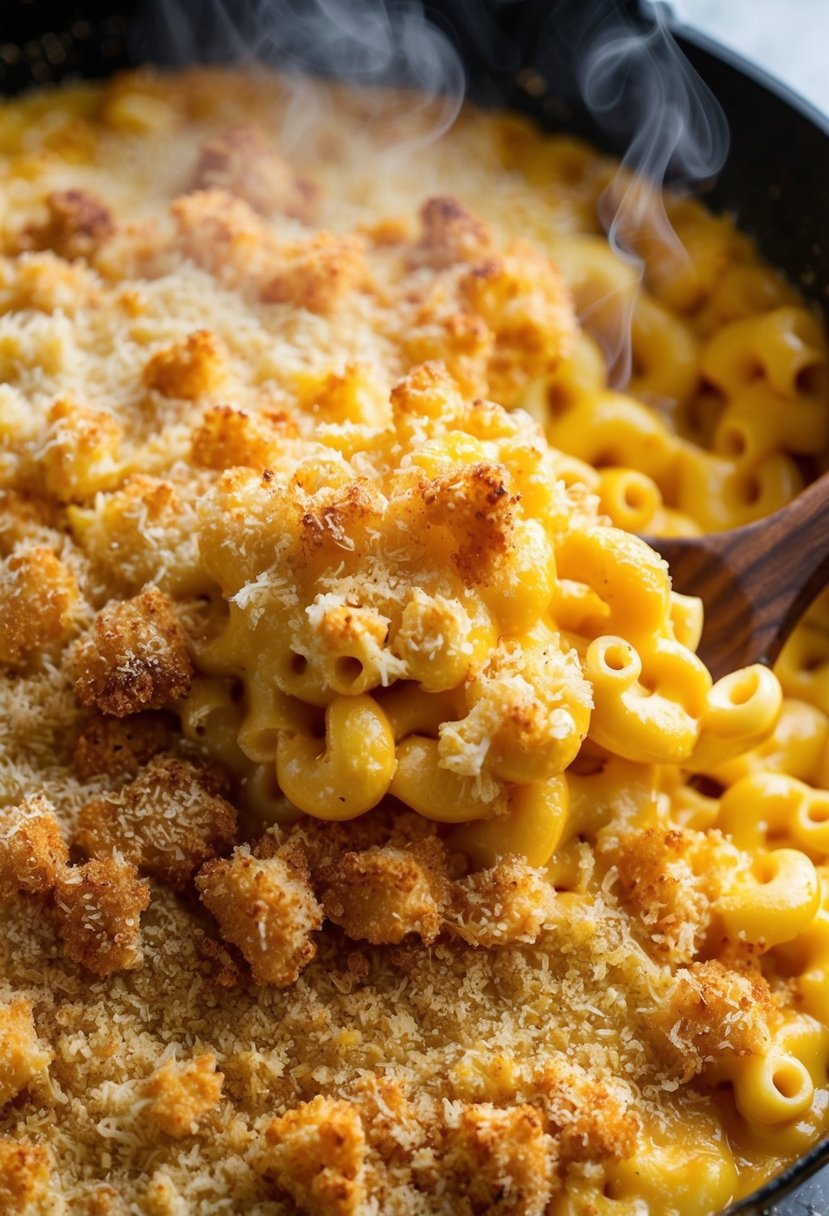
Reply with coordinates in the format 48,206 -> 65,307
664,0 -> 829,116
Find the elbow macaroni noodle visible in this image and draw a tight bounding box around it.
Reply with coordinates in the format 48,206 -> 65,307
1,69 -> 829,1215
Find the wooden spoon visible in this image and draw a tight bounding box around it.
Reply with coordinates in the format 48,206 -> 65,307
644,473 -> 829,682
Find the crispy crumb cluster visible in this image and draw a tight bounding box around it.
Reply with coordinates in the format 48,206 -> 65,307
71,586 -> 193,717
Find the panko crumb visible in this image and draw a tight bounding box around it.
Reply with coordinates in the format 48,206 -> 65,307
260,232 -> 366,314
0,1138 -> 50,1214
72,712 -> 174,781
613,827 -> 713,964
408,196 -> 493,270
54,858 -> 150,976
142,329 -> 225,401
657,960 -> 774,1080
0,1001 -> 51,1109
320,837 -> 451,945
171,188 -> 279,290
75,755 -> 236,888
71,585 -> 193,717
41,398 -> 122,503
191,124 -> 318,221
0,545 -> 78,665
261,1096 -> 366,1216
442,1103 -> 558,1216
20,188 -> 115,261
196,847 -> 323,986
142,1053 -> 224,1138
533,1057 -> 638,1165
450,857 -> 556,947
0,795 -> 68,900
190,405 -> 288,472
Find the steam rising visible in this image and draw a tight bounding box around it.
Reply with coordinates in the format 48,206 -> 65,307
578,3 -> 730,388
134,0 -> 466,149
133,0 -> 730,391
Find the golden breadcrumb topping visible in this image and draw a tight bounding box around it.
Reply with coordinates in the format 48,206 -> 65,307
71,586 -> 193,717
0,66 -> 827,1216
142,1053 -> 225,1139
0,1138 -> 50,1215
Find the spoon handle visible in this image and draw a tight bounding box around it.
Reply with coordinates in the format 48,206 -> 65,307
730,470 -> 829,669
647,472 -> 829,679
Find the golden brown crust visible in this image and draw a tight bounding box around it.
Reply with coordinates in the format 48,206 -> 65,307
142,1053 -> 224,1138
72,713 -> 174,781
0,545 -> 78,665
4,251 -> 101,314
613,828 -> 722,965
320,837 -> 451,945
171,187 -> 278,289
260,232 -> 366,314
71,586 -> 193,717
0,1000 -> 51,1109
0,795 -> 68,901
656,959 -> 774,1079
450,857 -> 556,947
532,1057 -> 638,1165
142,329 -> 225,401
261,1096 -> 366,1216
196,847 -> 323,986
408,196 -> 493,270
54,858 -> 150,976
0,1138 -> 50,1214
190,404 -> 289,471
41,399 -> 122,503
191,125 -> 318,221
441,1103 -> 558,1216
20,189 -> 115,260
75,756 -> 237,888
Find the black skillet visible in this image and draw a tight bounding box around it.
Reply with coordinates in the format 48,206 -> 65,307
1,1 -> 827,1212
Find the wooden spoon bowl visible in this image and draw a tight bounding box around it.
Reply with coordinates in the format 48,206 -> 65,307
644,473 -> 829,682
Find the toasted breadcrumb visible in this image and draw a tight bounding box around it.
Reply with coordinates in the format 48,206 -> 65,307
171,188 -> 279,289
142,1053 -> 224,1138
0,545 -> 78,665
0,492 -> 55,556
451,857 -> 556,947
20,189 -> 115,260
70,475 -> 207,598
190,405 -> 288,471
442,1103 -> 558,1216
72,586 -> 193,717
0,1001 -> 51,1109
0,1138 -> 50,1214
41,399 -> 122,503
72,713 -> 174,781
260,232 -> 366,314
613,828 -> 729,964
4,251 -> 100,315
408,196 -> 493,270
657,960 -> 774,1079
197,934 -> 243,990
261,1096 -> 366,1216
459,241 -> 576,401
533,1056 -> 638,1165
191,125 -> 317,220
143,329 -> 225,401
54,858 -> 150,976
75,756 -> 237,888
0,795 -> 67,900
196,847 -> 323,986
321,838 -> 451,945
